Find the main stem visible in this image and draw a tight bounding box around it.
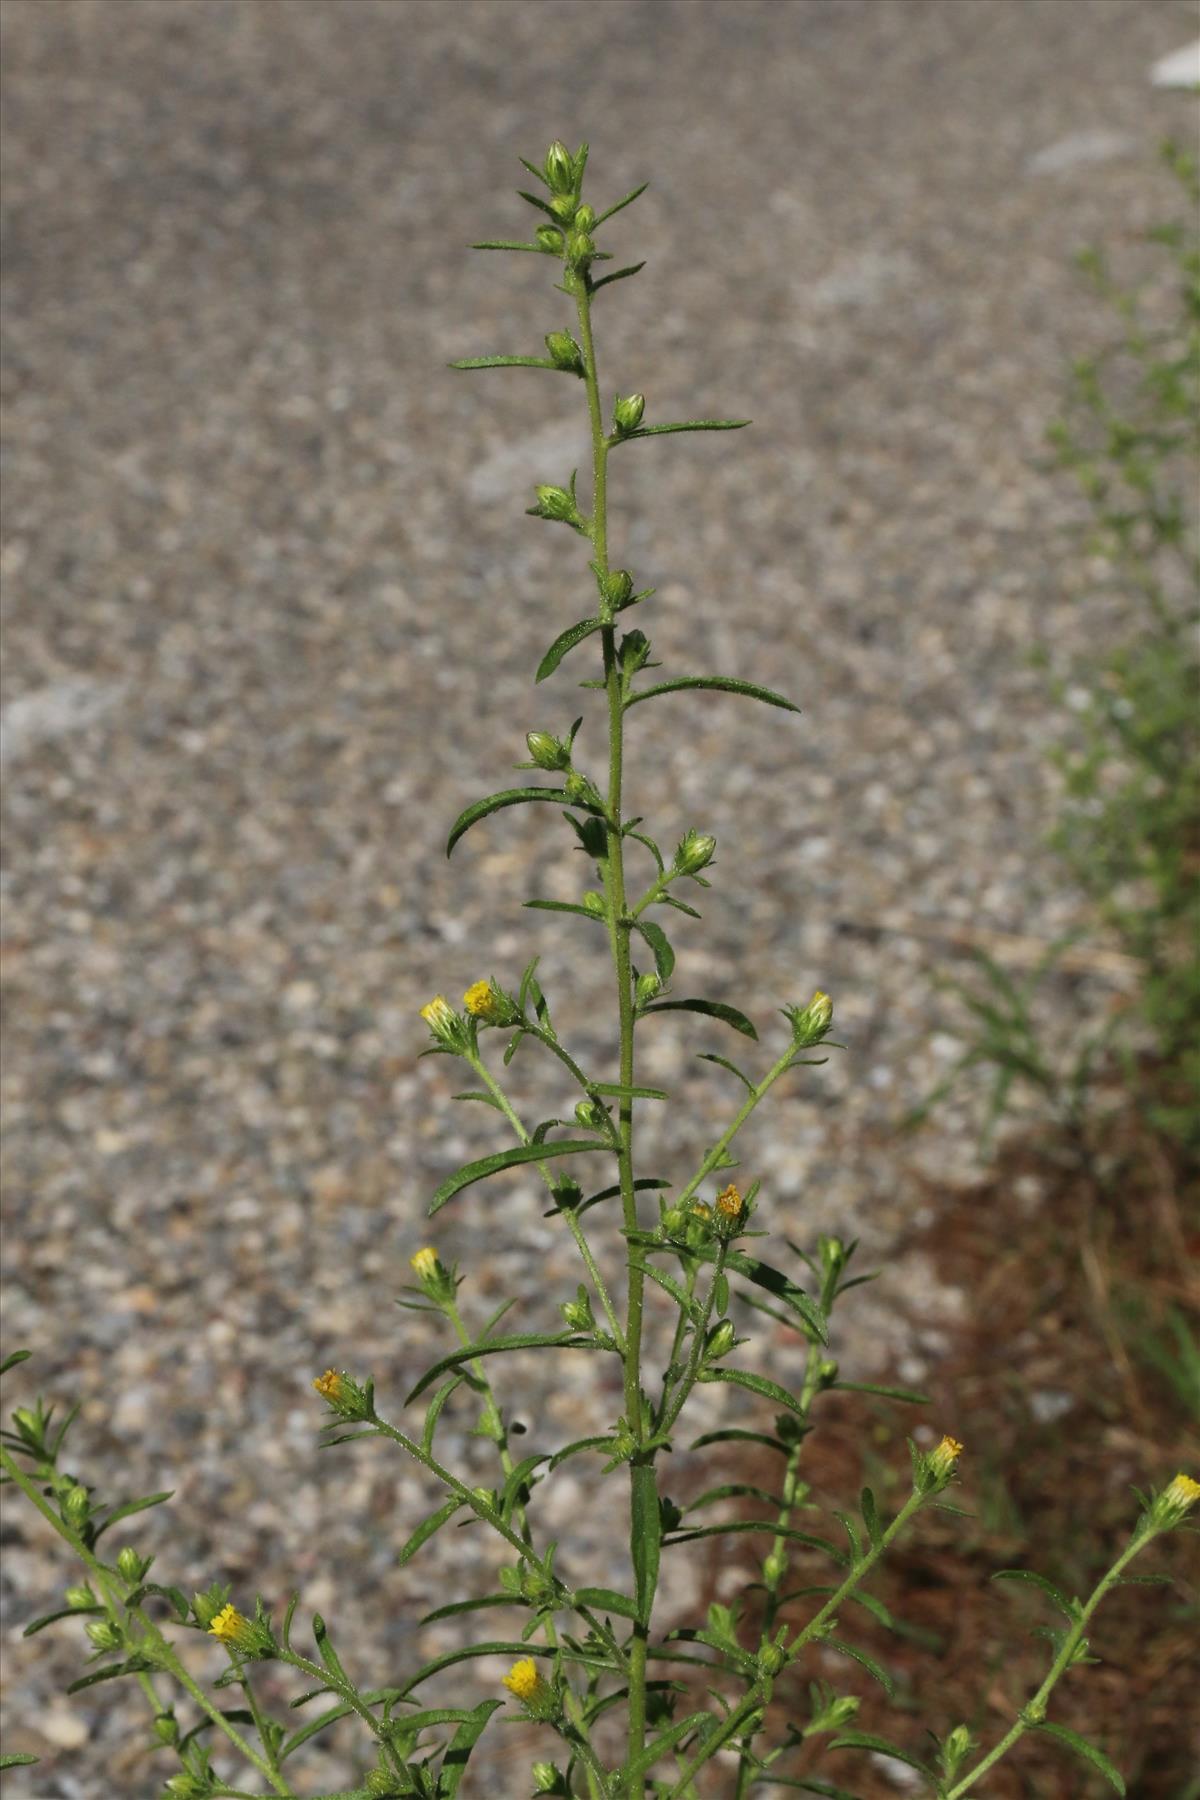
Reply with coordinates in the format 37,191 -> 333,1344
573,269 -> 649,1789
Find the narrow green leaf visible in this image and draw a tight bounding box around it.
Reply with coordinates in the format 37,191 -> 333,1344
640,997 -> 758,1039
622,419 -> 751,438
835,1380 -> 930,1405
697,1051 -> 755,1093
576,1176 -> 670,1215
860,1487 -> 882,1549
536,616 -> 603,682
830,1732 -> 934,1777
312,1613 -> 351,1686
698,1365 -> 813,1421
499,1453 -> 547,1517
93,1491 -> 174,1539
67,1663 -> 134,1693
406,1333 -> 600,1404
825,1635 -> 895,1696
0,1754 -> 38,1768
440,1697 -> 505,1797
523,898 -> 604,919
471,239 -> 548,253
631,1462 -> 661,1623
422,1376 -> 467,1456
626,675 -> 799,714
0,1350 -> 32,1376
636,918 -> 675,981
720,1248 -> 827,1342
451,1090 -> 506,1111
590,1081 -> 669,1100
420,1593 -> 514,1626
399,1496 -> 463,1566
573,1585 -> 641,1622
665,1522 -> 845,1561
447,786 -> 585,856
429,1139 -> 606,1215
24,1605 -> 101,1637
594,182 -> 649,226
549,1434 -> 614,1470
1034,1722 -> 1126,1794
634,1259 -> 702,1318
630,1710 -> 715,1777
449,355 -> 560,371
684,1482 -> 784,1513
590,261 -> 647,293
690,1427 -> 787,1455
992,1569 -> 1080,1619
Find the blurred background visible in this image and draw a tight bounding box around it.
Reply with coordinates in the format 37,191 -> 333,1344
2,1 -> 1196,1794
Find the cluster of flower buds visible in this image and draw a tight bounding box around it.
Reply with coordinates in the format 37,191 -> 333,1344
662,1195 -> 727,1248
462,978 -> 520,1028
312,1367 -> 375,1423
785,989 -> 834,1048
409,1245 -> 457,1305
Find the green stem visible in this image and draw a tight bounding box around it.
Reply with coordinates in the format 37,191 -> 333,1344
574,263 -> 649,1793
944,1527 -> 1156,1798
0,1449 -> 295,1797
675,1038 -> 801,1211
467,1046 -> 625,1350
657,1242 -> 729,1436
278,1648 -> 387,1743
666,1490 -> 927,1799
370,1413 -> 535,1563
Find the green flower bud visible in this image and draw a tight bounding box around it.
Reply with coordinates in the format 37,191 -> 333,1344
762,1551 -> 788,1585
940,1725 -> 976,1777
757,1640 -> 786,1676
564,771 -> 601,808
804,1689 -> 860,1737
560,1287 -> 596,1332
533,483 -> 577,522
153,1712 -> 179,1746
704,1319 -> 736,1362
674,830 -> 716,876
86,1618 -> 123,1650
164,1778 -> 206,1800
574,1097 -> 606,1130
565,230 -> 596,270
787,989 -> 833,1046
65,1583 -> 96,1611
365,1776 -> 401,1800
602,568 -> 634,607
661,1207 -> 687,1238
636,971 -> 662,1006
12,1406 -> 44,1447
536,223 -> 565,255
817,1358 -> 839,1388
472,1485 -> 496,1511
62,1483 -> 90,1526
532,1763 -> 562,1793
117,1545 -> 151,1584
549,193 -> 577,224
581,891 -> 607,916
574,203 -> 596,232
613,392 -> 646,434
525,730 -> 571,770
1149,1472 -> 1200,1530
544,141 -> 575,194
544,331 -> 584,374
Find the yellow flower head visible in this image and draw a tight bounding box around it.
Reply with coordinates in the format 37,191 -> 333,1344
410,1247 -> 440,1280
715,1183 -> 743,1222
689,1200 -> 713,1223
1166,1472 -> 1200,1509
313,1369 -> 346,1405
208,1602 -> 250,1647
1154,1471 -> 1200,1528
462,980 -> 494,1016
503,1657 -> 547,1703
420,995 -> 456,1031
928,1435 -> 964,1480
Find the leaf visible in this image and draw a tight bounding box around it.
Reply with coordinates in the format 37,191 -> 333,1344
499,1453 -> 548,1518
449,355 -> 560,371
523,899 -> 604,919
471,239 -> 548,253
635,918 -> 675,981
635,1260 -> 702,1318
590,261 -> 647,293
590,1081 -> 669,1100
398,1496 -> 463,1566
860,1486 -> 883,1550
428,1139 -> 606,1215
536,616 -> 604,682
825,1636 -> 895,1696
720,1248 -> 827,1341
830,1732 -> 934,1778
625,675 -> 799,714
834,1380 -> 930,1405
0,1754 -> 38,1768
690,1427 -> 787,1455
420,1593 -> 514,1625
67,1663 -> 136,1693
698,1365 -> 814,1422
622,419 -> 751,438
665,1522 -> 845,1562
549,1434 -> 615,1470
992,1569 -> 1080,1620
0,1350 -> 32,1376
640,997 -> 758,1039
422,1376 -> 466,1456
575,1176 -> 670,1216
594,182 -> 649,226
447,786 -> 583,856
573,1585 -> 641,1622
629,1710 -> 715,1777
92,1491 -> 174,1539
24,1605 -> 101,1637
1034,1722 -> 1126,1794
451,1089 -> 506,1112
631,1461 -> 661,1623
406,1333 -> 600,1405
697,1051 -> 755,1093
440,1697 -> 505,1797
684,1482 -> 784,1514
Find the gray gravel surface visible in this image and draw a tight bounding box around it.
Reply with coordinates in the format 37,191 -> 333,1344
2,1 -> 1195,1793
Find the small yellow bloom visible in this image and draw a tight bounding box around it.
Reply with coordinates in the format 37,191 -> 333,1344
928,1435 -> 964,1480
313,1369 -> 345,1405
1165,1472 -> 1200,1507
689,1200 -> 713,1223
209,1602 -> 249,1647
1155,1471 -> 1200,1527
462,980 -> 494,1016
410,1247 -> 439,1280
503,1656 -> 545,1702
715,1183 -> 743,1221
420,995 -> 456,1031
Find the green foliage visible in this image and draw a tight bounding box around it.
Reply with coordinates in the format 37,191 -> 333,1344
1,138 -> 1193,1800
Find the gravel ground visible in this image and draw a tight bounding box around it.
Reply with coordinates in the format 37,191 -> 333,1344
2,1 -> 1195,1793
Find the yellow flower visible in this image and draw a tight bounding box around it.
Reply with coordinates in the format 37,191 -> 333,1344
410,1247 -> 439,1280
313,1369 -> 346,1405
928,1435 -> 963,1480
1166,1472 -> 1200,1508
462,980 -> 494,1016
689,1200 -> 713,1223
715,1183 -> 743,1222
1153,1471 -> 1200,1528
503,1656 -> 547,1702
420,994 -> 456,1031
208,1602 -> 250,1647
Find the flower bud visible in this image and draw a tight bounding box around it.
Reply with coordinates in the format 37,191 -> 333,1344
543,141 -> 575,194
408,1246 -> 457,1305
762,1550 -> 788,1585
636,971 -> 661,1006
86,1619 -> 123,1650
208,1601 -> 277,1659
574,204 -> 596,232
525,729 -> 570,771
613,392 -> 646,435
12,1406 -> 44,1448
714,1181 -> 744,1234
1150,1472 -> 1200,1530
549,193 -> 578,224
704,1320 -> 736,1362
560,1287 -> 595,1333
545,333 -> 584,376
419,993 -> 467,1052
65,1583 -> 96,1611
153,1711 -> 180,1746
536,223 -> 564,255
581,891 -> 607,916
532,1764 -> 563,1793
757,1640 -> 786,1676
564,771 -> 601,808
674,830 -> 716,877
565,230 -> 596,270
940,1725 -> 976,1777
786,989 -> 833,1046
916,1434 -> 964,1494
117,1546 -> 149,1584
662,1207 -> 686,1238
602,568 -> 634,608
165,1778 -> 206,1800
574,1098 -> 606,1130
62,1483 -> 90,1526
472,1486 -> 496,1511
365,1775 -> 402,1800
312,1368 -> 374,1421
535,483 -> 576,521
